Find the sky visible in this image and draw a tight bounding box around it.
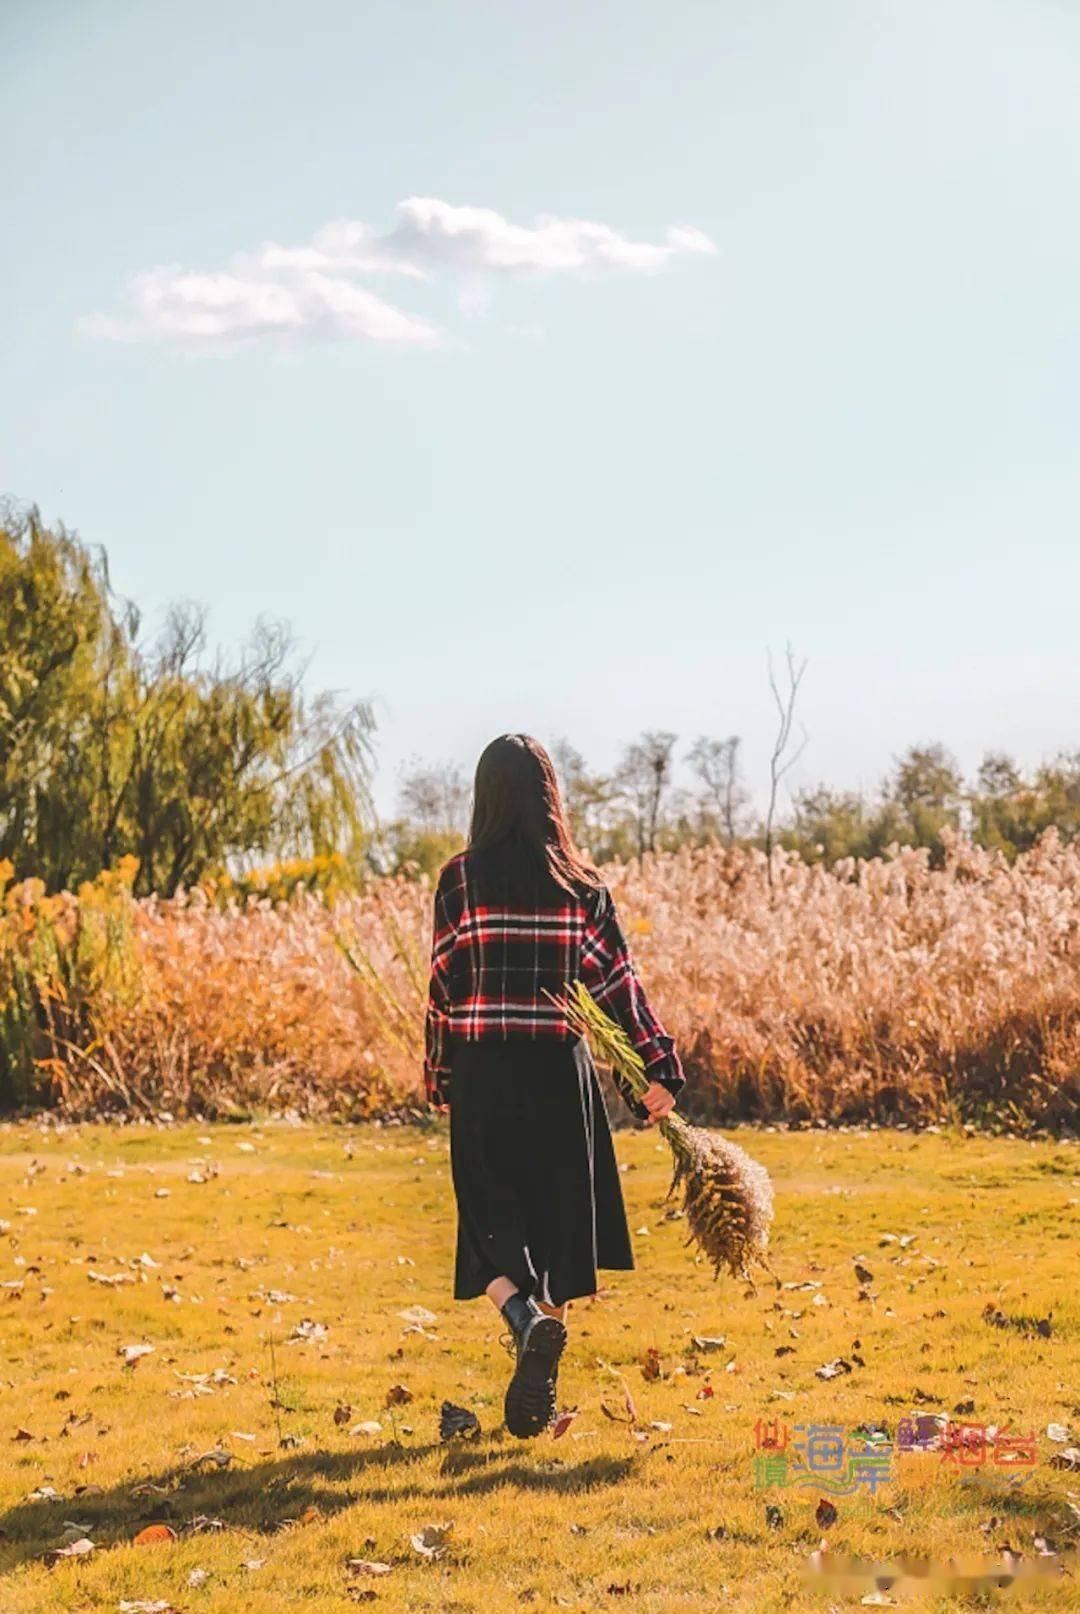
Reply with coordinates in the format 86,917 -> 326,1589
3,0 -> 1079,819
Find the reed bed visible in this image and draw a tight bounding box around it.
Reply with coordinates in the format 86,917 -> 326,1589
2,830 -> 1078,1128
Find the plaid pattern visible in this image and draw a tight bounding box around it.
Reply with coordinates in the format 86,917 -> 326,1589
423,851 -> 684,1117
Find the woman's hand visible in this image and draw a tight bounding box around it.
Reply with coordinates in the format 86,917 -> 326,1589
640,1081 -> 677,1125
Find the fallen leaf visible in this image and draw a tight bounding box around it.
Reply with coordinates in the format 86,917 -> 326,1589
119,1343 -> 155,1368
815,1358 -> 852,1380
346,1558 -> 393,1576
411,1522 -> 453,1559
398,1305 -> 438,1326
134,1523 -> 177,1545
286,1319 -> 328,1345
640,1347 -> 667,1381
43,1535 -> 95,1567
439,1401 -> 480,1441
551,1409 -> 579,1440
187,1448 -> 234,1470
815,1498 -> 838,1528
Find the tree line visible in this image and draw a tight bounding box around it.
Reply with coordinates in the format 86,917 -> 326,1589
4,504 -> 1077,895
388,729 -> 1080,874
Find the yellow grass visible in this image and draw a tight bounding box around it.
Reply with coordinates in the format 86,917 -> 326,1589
0,1119 -> 1076,1611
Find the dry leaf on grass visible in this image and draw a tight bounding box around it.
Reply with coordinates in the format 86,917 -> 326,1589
133,1523 -> 176,1545
119,1343 -> 155,1367
816,1358 -> 852,1380
346,1558 -> 393,1576
286,1319 -> 328,1345
411,1522 -> 454,1559
439,1401 -> 480,1441
640,1347 -> 669,1381
398,1305 -> 438,1327
186,1447 -> 235,1470
43,1535 -> 95,1566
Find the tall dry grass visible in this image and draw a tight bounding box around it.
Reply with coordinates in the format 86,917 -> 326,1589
2,830 -> 1078,1128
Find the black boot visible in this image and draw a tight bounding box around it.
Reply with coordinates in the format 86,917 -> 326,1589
500,1293 -> 566,1439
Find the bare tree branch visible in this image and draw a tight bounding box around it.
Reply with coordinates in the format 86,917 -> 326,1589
764,643 -> 809,886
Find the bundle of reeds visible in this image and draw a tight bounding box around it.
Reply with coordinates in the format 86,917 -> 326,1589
559,981 -> 775,1283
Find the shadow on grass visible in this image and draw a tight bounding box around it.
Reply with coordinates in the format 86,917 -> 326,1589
0,1437 -> 638,1568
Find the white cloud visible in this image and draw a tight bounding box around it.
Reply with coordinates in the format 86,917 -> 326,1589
81,265 -> 439,347
82,198 -> 715,348
380,197 -> 717,274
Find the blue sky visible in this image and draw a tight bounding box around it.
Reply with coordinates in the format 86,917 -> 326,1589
4,0 -> 1079,817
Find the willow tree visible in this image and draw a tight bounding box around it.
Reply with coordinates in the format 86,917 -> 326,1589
0,504 -> 374,894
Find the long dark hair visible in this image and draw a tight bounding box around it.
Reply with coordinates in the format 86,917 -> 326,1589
468,734 -> 600,902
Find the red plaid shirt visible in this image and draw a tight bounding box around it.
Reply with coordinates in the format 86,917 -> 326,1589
423,850 -> 684,1117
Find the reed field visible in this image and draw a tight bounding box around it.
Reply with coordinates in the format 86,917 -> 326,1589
2,833 -> 1078,1131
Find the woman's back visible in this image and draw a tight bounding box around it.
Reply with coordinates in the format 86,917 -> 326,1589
433,847 -> 597,1040
424,846 -> 683,1113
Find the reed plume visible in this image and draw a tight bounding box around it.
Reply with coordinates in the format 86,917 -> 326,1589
559,981 -> 774,1283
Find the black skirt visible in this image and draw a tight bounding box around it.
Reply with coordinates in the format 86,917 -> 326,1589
449,1036 -> 635,1307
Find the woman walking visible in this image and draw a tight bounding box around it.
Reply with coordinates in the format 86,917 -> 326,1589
424,734 -> 685,1438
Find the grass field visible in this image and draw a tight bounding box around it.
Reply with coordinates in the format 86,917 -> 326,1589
0,1118 -> 1076,1611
